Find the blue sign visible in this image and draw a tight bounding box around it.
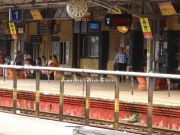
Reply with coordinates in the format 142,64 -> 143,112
9,9 -> 23,22
88,22 -> 101,32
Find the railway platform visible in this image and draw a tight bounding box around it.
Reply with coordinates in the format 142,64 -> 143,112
0,112 -> 134,135
0,78 -> 179,134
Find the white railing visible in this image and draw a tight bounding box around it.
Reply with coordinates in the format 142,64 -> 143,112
0,64 -> 179,135
0,64 -> 179,79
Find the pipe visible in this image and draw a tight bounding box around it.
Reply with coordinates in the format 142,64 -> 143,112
91,0 -> 141,18
0,64 -> 179,79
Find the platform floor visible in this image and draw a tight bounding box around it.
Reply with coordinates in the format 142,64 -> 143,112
0,78 -> 180,108
0,112 -> 134,135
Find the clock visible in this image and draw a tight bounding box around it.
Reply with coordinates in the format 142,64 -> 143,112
66,0 -> 88,19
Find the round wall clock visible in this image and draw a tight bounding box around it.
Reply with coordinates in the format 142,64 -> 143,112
66,0 -> 88,19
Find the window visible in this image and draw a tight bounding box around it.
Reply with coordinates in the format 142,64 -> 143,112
80,35 -> 99,57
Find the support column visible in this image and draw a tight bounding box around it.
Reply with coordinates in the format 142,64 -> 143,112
13,69 -> 17,114
114,76 -> 119,130
36,70 -> 40,117
59,73 -> 64,121
85,76 -> 90,125
146,39 -> 153,135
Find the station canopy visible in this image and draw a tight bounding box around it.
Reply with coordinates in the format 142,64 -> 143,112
0,0 -> 179,18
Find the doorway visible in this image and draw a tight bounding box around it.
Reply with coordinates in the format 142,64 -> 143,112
73,32 -> 109,70
0,40 -> 11,57
52,41 -> 71,65
32,43 -> 40,62
131,30 -> 145,72
167,30 -> 180,73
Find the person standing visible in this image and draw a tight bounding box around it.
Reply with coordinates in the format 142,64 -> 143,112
4,55 -> 11,65
36,57 -> 42,66
23,50 -> 31,65
47,55 -> 59,80
51,55 -> 59,67
41,56 -> 47,66
113,47 -> 127,82
14,51 -> 24,65
3,55 -> 11,78
13,51 -> 24,78
49,55 -> 59,80
47,56 -> 52,66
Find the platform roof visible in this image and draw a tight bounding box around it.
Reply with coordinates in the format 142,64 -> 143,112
0,0 -> 178,21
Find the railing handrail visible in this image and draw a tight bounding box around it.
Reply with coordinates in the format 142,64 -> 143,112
0,64 -> 179,79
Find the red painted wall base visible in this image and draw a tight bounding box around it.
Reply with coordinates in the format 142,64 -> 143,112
0,90 -> 179,130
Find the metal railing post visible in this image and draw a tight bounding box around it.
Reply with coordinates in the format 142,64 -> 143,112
114,76 -> 119,130
13,69 -> 17,114
59,73 -> 64,121
3,68 -> 6,82
167,79 -> 171,97
131,76 -> 134,95
35,70 -> 40,117
85,74 -> 91,125
100,74 -> 104,86
73,73 -> 77,86
147,77 -> 153,135
47,71 -> 50,83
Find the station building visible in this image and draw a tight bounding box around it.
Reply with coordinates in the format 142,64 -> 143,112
0,0 -> 179,74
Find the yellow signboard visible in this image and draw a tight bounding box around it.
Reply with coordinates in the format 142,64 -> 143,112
9,22 -> 17,35
140,18 -> 151,33
140,18 -> 153,39
159,2 -> 177,16
30,9 -> 43,20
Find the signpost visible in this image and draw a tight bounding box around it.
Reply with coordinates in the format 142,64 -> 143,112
140,17 -> 153,135
9,8 -> 23,61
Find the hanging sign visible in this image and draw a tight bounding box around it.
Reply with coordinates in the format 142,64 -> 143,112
159,2 -> 177,16
8,22 -> 17,40
104,14 -> 133,27
9,9 -> 23,22
140,18 -> 153,39
9,22 -> 17,35
30,9 -> 43,20
18,28 -> 24,34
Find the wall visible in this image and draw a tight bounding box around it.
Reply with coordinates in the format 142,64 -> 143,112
24,20 -> 73,65
107,31 -> 125,70
80,58 -> 99,69
59,21 -> 73,41
167,15 -> 180,30
25,22 -> 38,41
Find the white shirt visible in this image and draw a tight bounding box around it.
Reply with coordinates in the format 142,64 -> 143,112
23,54 -> 31,65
